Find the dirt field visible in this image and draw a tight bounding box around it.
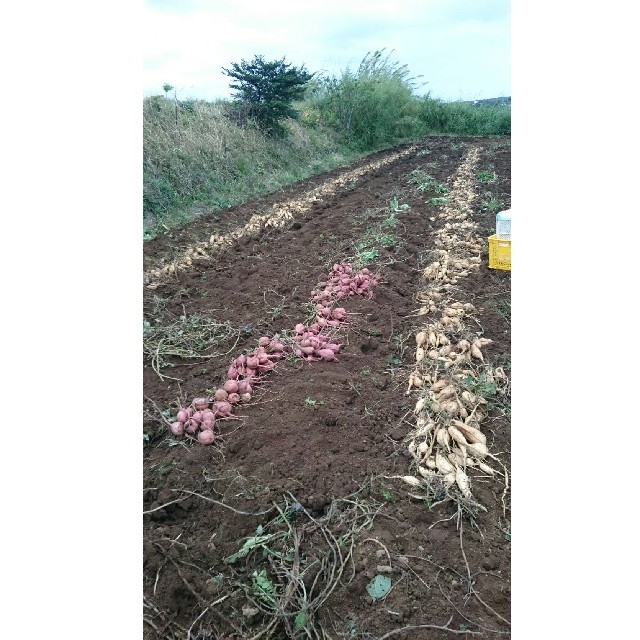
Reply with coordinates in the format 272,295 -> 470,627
143,135 -> 511,639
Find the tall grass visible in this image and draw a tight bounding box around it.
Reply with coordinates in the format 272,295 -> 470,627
307,50 -> 427,150
143,97 -> 360,238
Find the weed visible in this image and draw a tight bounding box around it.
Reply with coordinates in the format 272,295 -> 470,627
407,168 -> 432,185
363,406 -> 374,418
480,195 -> 504,212
379,482 -> 393,501
354,247 -> 379,266
375,232 -> 397,247
492,299 -> 511,324
304,397 -> 324,408
251,570 -> 277,605
349,381 -> 364,394
477,170 -> 498,183
349,200 -> 407,268
389,197 -> 410,212
385,353 -> 403,377
360,367 -> 372,376
268,305 -> 283,319
391,331 -> 410,354
150,295 -> 169,318
382,211 -> 399,228
462,372 -> 497,401
408,169 -> 442,194
464,367 -> 511,416
155,459 -> 178,478
432,183 -> 449,194
426,196 -> 448,206
386,354 -> 402,367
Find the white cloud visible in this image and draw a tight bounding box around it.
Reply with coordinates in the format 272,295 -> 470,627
143,0 -> 510,101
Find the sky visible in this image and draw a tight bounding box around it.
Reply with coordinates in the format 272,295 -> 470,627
143,0 -> 510,102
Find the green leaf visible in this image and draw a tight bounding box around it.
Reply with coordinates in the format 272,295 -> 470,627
223,534 -> 273,564
294,611 -> 308,631
252,570 -> 276,604
366,574 -> 392,602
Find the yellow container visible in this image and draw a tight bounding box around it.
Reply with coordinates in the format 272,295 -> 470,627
488,235 -> 511,271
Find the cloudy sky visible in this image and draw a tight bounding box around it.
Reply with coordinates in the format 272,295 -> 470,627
143,0 -> 510,102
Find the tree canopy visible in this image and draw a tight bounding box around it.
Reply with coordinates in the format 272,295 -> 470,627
222,55 -> 314,134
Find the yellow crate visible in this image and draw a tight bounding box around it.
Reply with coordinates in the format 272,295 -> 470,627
488,235 -> 511,271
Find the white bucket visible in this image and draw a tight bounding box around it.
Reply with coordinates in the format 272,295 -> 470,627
496,210 -> 511,240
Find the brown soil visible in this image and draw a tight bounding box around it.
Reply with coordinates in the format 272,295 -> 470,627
143,135 -> 511,639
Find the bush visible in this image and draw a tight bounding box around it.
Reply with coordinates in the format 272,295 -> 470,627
308,50 -> 427,150
222,55 -> 313,135
419,99 -> 511,135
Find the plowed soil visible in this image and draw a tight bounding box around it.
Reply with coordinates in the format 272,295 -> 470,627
143,135 -> 511,639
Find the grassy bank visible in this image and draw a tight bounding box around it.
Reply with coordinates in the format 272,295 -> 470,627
143,98 -> 362,238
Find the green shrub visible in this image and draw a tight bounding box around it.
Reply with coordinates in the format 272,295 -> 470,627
419,98 -> 510,135
222,55 -> 313,135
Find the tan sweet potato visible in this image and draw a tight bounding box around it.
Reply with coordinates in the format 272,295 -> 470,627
465,441 -> 488,460
431,379 -> 449,392
424,456 -> 437,470
436,385 -> 456,401
448,425 -> 469,448
436,450 -> 455,475
470,345 -> 484,361
455,422 -> 487,445
418,466 -> 436,478
443,400 -> 459,415
455,467 -> 472,498
435,426 -> 451,450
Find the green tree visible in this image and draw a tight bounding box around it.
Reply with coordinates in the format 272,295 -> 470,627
222,55 -> 313,135
162,83 -> 174,98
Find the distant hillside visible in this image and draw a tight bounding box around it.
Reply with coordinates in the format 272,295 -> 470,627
458,96 -> 511,107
